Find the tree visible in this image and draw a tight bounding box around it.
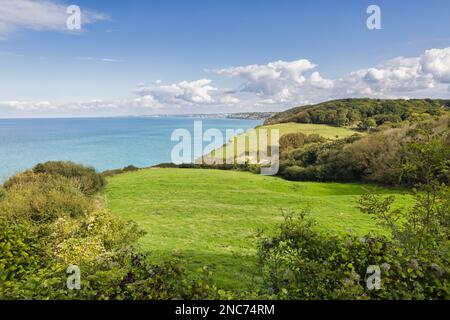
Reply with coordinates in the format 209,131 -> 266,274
359,183 -> 449,257
358,118 -> 377,131
279,133 -> 306,151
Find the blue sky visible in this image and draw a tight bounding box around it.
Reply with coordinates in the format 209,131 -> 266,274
1,0 -> 450,117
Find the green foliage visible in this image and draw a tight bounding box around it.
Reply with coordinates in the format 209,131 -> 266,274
32,161 -> 106,195
400,120 -> 450,186
265,98 -> 449,127
259,148 -> 450,299
360,183 -> 449,261
100,258 -> 225,300
304,133 -> 326,144
0,162 -> 221,300
0,221 -> 46,286
1,252 -> 223,300
279,135 -> 363,182
257,212 -> 385,299
358,118 -> 377,131
279,132 -> 327,153
278,116 -> 450,186
0,172 -> 93,225
281,165 -> 321,181
102,165 -> 140,177
279,132 -> 306,151
358,183 -> 450,299
258,209 -> 449,299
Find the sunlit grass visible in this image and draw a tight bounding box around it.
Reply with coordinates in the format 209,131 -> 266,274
105,168 -> 410,291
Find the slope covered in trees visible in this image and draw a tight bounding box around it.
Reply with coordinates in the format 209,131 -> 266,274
264,98 -> 450,128
278,114 -> 450,186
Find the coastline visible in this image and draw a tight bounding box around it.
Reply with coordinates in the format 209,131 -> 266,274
0,116 -> 262,182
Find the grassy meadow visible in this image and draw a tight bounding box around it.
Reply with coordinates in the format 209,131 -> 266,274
106,168 -> 410,291
260,122 -> 359,139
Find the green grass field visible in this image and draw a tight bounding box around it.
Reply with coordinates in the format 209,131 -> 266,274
105,168 -> 410,291
260,122 -> 359,139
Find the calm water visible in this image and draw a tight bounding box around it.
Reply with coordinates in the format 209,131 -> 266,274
0,117 -> 261,181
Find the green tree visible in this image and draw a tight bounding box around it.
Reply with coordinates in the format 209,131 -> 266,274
358,118 -> 377,131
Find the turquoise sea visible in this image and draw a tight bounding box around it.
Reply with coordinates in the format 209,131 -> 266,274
0,117 -> 261,181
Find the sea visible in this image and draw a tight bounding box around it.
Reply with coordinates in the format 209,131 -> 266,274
0,117 -> 261,181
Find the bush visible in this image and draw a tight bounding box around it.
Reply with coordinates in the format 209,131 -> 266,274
279,132 -> 306,151
33,161 -> 106,195
1,251 -> 223,300
0,173 -> 93,226
358,118 -> 377,131
0,221 -> 46,286
0,164 -> 224,300
282,165 -> 322,181
276,116 -> 450,186
0,203 -> 221,300
304,134 -> 326,144
102,165 -> 140,177
258,210 -> 449,299
258,211 -> 385,299
258,181 -> 450,300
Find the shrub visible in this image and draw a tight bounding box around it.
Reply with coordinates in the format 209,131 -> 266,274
304,134 -> 326,144
358,118 -> 377,131
258,211 -> 387,299
358,183 -> 450,299
0,165 -> 224,300
0,221 -> 46,286
281,165 -> 322,181
258,210 -> 449,299
279,132 -> 306,151
0,173 -> 93,226
277,116 -> 450,186
33,161 -> 106,195
102,165 -> 140,177
281,165 -> 304,181
258,180 -> 450,300
0,252 -> 223,300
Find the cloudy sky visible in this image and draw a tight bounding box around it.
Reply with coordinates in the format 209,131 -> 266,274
1,0 -> 450,118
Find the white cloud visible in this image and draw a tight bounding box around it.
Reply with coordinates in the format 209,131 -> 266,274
346,47 -> 450,96
174,79 -> 217,103
217,95 -> 240,104
347,57 -> 432,94
3,46 -> 450,117
214,59 -> 329,98
1,100 -> 54,111
308,71 -> 334,89
0,99 -> 118,111
420,47 -> 450,83
0,0 -> 107,35
211,49 -> 450,105
130,95 -> 163,109
135,79 -> 235,105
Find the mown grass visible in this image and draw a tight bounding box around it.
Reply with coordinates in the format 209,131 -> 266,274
105,168 -> 410,291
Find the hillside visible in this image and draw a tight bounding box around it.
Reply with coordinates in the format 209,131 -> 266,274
196,98 -> 450,166
203,122 -> 359,164
264,98 -> 450,127
260,122 -> 358,139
